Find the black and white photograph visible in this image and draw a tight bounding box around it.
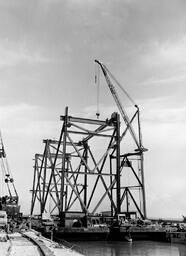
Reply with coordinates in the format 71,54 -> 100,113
0,0 -> 186,255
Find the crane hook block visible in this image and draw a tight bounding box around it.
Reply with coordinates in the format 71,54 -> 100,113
96,112 -> 100,119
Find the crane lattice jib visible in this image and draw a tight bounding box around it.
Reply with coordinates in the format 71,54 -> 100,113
95,60 -> 141,151
0,131 -> 18,201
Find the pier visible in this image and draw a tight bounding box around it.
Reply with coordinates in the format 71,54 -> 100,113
0,230 -> 84,256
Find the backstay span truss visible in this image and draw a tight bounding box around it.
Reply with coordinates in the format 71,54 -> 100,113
31,106 -> 147,225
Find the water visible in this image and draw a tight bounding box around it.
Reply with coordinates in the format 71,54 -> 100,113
75,241 -> 186,256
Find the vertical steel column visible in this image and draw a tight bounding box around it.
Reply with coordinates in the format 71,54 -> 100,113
126,188 -> 129,215
30,157 -> 37,215
137,109 -> 147,219
140,153 -> 146,219
41,141 -> 48,215
83,144 -> 88,209
60,107 -> 68,226
110,155 -> 113,217
64,155 -> 69,211
116,113 -> 121,215
83,143 -> 88,227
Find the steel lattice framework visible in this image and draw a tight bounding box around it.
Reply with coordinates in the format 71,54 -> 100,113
31,106 -> 147,226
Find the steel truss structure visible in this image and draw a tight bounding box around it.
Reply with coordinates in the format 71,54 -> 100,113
31,106 -> 147,226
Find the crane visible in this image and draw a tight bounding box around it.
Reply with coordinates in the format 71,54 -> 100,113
94,60 -> 147,219
94,59 -> 147,153
0,131 -> 19,216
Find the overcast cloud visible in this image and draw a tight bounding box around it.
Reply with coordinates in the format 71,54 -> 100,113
0,0 -> 186,217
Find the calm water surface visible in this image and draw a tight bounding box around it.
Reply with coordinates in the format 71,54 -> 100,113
75,241 -> 186,256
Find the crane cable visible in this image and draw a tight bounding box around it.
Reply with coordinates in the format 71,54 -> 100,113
95,62 -> 100,119
95,60 -> 145,151
95,61 -> 138,119
103,65 -> 137,108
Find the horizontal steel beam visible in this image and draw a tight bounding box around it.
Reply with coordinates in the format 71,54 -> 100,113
60,115 -> 114,126
35,153 -> 63,158
68,130 -> 113,138
43,139 -> 81,147
38,167 -> 116,176
112,186 -> 142,189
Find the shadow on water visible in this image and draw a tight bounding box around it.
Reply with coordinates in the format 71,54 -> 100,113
75,241 -> 186,256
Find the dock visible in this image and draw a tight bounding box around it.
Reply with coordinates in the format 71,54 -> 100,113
0,230 -> 84,256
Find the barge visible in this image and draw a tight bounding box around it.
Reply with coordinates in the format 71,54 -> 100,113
40,225 -> 168,242
34,217 -> 169,242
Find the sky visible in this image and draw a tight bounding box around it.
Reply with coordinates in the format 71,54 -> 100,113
0,0 -> 186,219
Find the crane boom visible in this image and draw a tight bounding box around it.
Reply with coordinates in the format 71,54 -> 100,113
0,132 -> 19,212
94,60 -> 147,218
95,59 -> 145,151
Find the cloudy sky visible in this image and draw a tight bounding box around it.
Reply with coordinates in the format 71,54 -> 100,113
0,0 -> 186,218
